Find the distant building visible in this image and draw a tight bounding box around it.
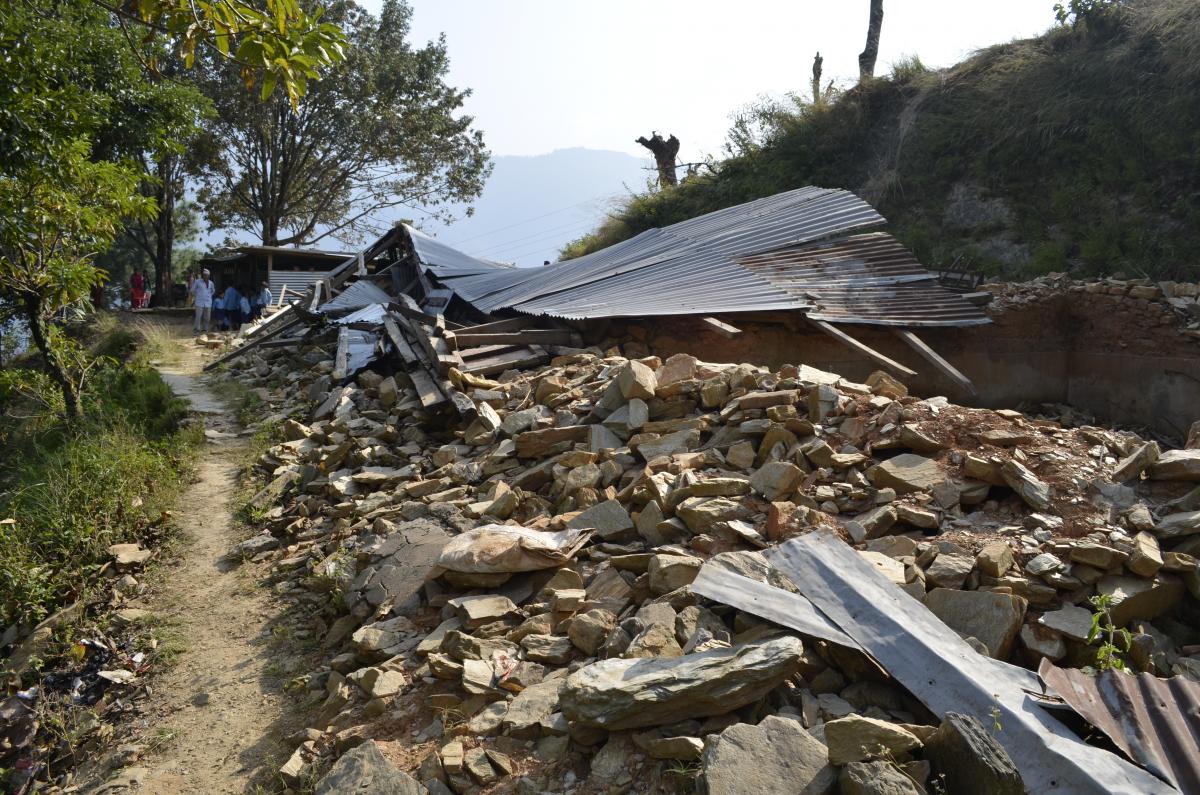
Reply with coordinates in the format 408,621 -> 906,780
197,245 -> 353,305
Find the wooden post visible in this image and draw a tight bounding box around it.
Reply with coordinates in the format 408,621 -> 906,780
810,320 -> 917,379
891,329 -> 976,395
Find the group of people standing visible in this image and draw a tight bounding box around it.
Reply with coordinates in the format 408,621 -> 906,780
188,269 -> 273,335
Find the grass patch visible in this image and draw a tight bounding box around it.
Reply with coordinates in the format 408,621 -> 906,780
137,613 -> 189,667
208,374 -> 267,427
0,318 -> 202,634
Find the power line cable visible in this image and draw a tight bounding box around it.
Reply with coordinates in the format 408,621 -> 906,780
441,192 -> 617,247
496,229 -> 599,263
470,215 -> 604,257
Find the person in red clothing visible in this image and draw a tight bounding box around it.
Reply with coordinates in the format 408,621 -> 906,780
129,270 -> 145,309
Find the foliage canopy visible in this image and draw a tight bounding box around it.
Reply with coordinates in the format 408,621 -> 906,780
196,0 -> 491,247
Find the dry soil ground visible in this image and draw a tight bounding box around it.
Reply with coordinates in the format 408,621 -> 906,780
92,321 -> 302,793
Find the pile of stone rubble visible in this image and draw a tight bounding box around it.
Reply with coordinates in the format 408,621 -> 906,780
984,273 -> 1200,334
216,337 -> 1200,794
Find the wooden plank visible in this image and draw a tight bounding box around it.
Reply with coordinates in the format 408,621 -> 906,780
387,298 -> 433,326
459,343 -> 522,360
454,317 -> 533,335
461,346 -> 549,377
382,315 -> 420,367
430,334 -> 465,374
257,335 -> 311,349
451,329 -> 575,347
245,299 -> 300,339
891,329 -> 976,395
407,366 -> 446,410
332,327 -> 351,381
307,280 -> 323,311
699,316 -> 742,338
810,320 -> 917,379
202,316 -> 302,371
397,312 -> 441,369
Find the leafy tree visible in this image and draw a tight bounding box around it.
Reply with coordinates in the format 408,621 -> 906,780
0,143 -> 151,419
196,0 -> 491,247
1053,0 -> 1124,27
93,0 -> 347,105
99,200 -> 205,303
0,0 -> 348,417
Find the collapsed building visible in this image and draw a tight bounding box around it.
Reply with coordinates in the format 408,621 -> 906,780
206,187 -> 1200,793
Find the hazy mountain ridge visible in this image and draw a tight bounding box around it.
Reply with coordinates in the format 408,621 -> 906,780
418,147 -> 651,266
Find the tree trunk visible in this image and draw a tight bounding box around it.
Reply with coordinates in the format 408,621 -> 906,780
858,0 -> 885,83
151,152 -> 178,307
812,52 -> 825,106
635,133 -> 681,188
24,295 -> 80,420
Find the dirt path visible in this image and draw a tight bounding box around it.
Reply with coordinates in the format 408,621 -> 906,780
99,328 -> 298,793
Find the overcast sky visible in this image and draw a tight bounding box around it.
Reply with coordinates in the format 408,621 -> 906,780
360,0 -> 1056,161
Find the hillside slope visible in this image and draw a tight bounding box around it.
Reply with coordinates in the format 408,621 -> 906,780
563,0 -> 1200,280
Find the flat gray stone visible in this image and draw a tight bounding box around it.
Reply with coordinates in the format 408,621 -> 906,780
700,715 -> 835,795
839,760 -> 922,794
315,740 -> 423,795
560,636 -> 803,730
924,588 -> 1027,658
924,713 -> 1022,795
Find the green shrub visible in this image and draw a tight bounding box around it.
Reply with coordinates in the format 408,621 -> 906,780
0,317 -> 199,628
0,419 -> 192,626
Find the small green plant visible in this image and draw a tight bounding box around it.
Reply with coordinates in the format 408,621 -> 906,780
989,704 -> 1003,734
664,759 -> 702,781
1086,593 -> 1132,672
1053,0 -> 1122,26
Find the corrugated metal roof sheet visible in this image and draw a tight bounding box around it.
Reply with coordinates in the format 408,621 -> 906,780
332,303 -> 387,326
408,227 -> 516,278
737,233 -> 991,327
401,187 -> 990,327
1039,659 -> 1200,793
319,280 -> 392,312
766,532 -> 1176,795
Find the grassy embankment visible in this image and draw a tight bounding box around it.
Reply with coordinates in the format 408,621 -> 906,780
0,315 -> 201,648
563,0 -> 1200,280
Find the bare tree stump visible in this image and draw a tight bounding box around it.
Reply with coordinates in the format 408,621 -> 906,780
636,132 -> 681,188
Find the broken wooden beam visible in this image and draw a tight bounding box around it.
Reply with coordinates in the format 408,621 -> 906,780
699,316 -> 742,338
406,366 -> 446,410
202,312 -> 301,372
810,320 -> 918,379
460,346 -> 549,377
452,317 -> 534,336
891,329 -> 976,395
449,329 -> 576,348
382,315 -> 421,367
332,327 -> 351,381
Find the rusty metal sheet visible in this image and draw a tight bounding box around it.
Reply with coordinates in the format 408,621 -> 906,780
1038,659 -> 1200,793
737,232 -> 991,327
764,531 -> 1176,794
